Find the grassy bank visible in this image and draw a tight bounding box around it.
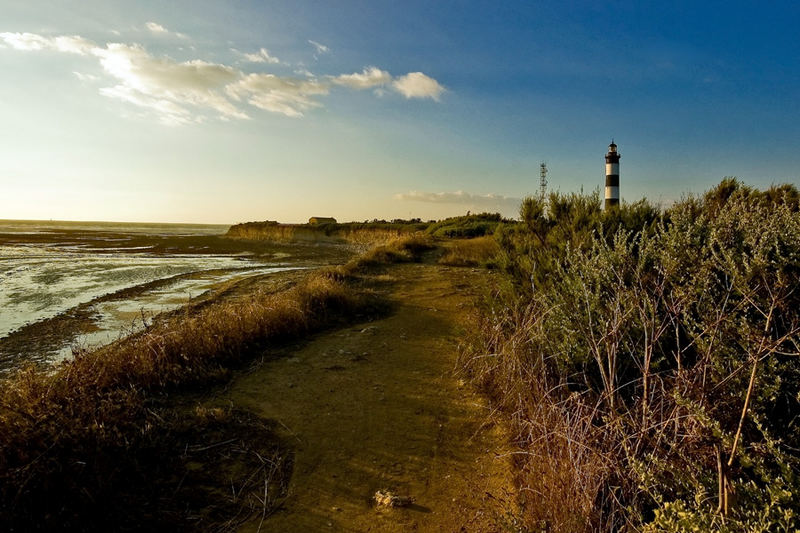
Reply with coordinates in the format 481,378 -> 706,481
0,266 -> 385,530
336,232 -> 436,274
225,221 -> 428,244
225,213 -> 510,245
461,179 -> 800,531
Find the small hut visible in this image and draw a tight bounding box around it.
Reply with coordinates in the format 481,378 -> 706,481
308,217 -> 337,225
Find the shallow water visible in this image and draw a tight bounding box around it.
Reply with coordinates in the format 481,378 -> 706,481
0,220 -> 304,370
0,245 -> 260,338
49,264 -> 299,362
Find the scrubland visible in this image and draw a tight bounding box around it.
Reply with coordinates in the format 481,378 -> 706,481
460,179 -> 800,531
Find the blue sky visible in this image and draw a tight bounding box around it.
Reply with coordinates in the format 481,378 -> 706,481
1,1 -> 798,223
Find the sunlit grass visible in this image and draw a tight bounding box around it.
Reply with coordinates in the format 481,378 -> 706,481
437,236 -> 499,267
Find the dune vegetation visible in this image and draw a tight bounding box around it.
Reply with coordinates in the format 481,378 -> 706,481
461,179 -> 800,531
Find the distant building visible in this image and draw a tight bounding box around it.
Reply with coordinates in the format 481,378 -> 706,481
308,217 -> 337,225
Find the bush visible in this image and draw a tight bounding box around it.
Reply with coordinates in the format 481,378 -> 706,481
462,181 -> 800,531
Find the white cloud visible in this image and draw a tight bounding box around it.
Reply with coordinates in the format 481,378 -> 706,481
99,84 -> 194,125
308,39 -> 329,54
93,43 -> 247,123
0,32 -> 51,51
145,22 -> 168,33
227,73 -> 328,117
392,72 -> 445,100
145,21 -> 188,40
1,31 -> 445,123
236,47 -> 280,64
73,71 -> 99,82
395,191 -> 521,210
332,67 -> 391,89
0,32 -> 94,54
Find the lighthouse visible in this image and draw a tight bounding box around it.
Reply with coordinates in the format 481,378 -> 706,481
605,141 -> 620,209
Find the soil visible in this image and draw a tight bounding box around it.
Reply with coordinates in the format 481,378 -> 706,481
208,262 -> 517,532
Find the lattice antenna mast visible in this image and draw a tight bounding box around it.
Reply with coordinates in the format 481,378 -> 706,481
539,162 -> 548,199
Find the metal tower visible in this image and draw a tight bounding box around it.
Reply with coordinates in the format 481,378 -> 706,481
539,162 -> 548,199
604,141 -> 620,209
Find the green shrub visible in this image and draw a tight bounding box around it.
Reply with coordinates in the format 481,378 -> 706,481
462,180 -> 800,531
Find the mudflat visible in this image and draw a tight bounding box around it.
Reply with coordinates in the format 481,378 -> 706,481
217,262 -> 515,532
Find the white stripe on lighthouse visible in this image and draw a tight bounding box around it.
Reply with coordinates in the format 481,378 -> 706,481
605,186 -> 619,199
605,163 -> 619,176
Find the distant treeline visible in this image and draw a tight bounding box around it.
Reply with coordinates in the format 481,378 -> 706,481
226,212 -> 512,242
462,178 -> 800,531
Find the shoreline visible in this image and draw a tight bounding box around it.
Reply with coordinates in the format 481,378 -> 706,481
0,265 -> 312,375
0,225 -> 362,374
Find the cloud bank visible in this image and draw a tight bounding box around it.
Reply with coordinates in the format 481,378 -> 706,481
0,29 -> 445,124
395,191 -> 522,210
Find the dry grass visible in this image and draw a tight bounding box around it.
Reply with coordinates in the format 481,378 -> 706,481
438,236 -> 500,267
0,270 -> 381,530
514,397 -> 609,532
335,232 -> 435,275
459,300 -> 619,532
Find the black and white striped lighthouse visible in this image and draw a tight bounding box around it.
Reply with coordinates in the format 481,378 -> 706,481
604,141 -> 620,209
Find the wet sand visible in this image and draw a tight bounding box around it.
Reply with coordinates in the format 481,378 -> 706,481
0,221 -> 356,373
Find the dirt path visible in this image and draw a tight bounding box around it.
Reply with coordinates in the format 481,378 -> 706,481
220,263 -> 515,532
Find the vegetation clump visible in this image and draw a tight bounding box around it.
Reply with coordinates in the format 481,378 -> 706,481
426,212 -> 508,238
335,233 -> 436,275
437,236 -> 500,267
462,179 -> 800,531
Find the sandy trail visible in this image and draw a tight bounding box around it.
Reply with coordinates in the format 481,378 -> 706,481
222,263 -> 515,532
